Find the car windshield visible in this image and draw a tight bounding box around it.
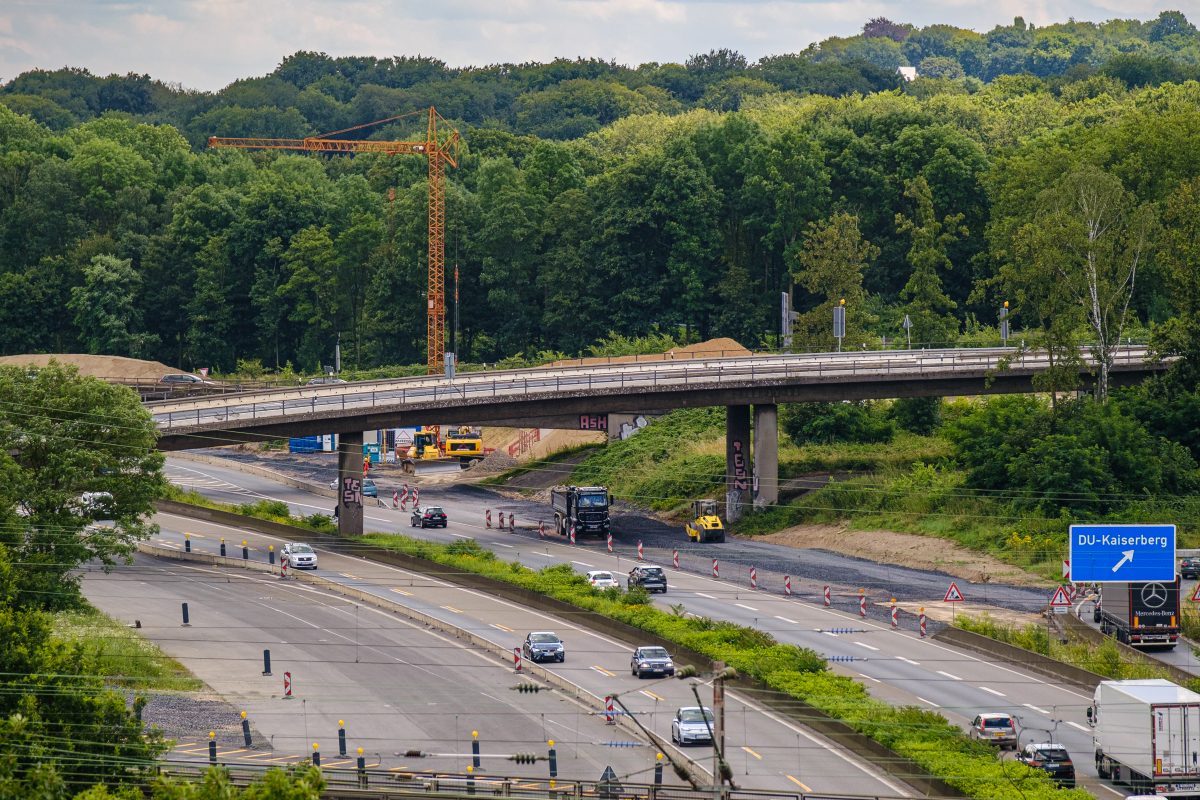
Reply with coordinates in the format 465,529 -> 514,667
290,544 -> 313,554
1033,747 -> 1070,762
591,573 -> 613,581
578,493 -> 607,508
642,568 -> 665,577
530,634 -> 560,644
983,718 -> 1013,729
681,709 -> 714,723
425,507 -> 444,515
640,647 -> 669,659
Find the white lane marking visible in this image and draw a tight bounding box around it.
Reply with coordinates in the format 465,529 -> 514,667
897,656 -> 919,666
495,543 -> 514,548
528,552 -> 553,558
822,631 -> 839,637
858,672 -> 881,683
451,533 -> 470,539
1067,721 -> 1090,732
853,641 -> 879,651
979,686 -> 1006,698
916,697 -> 939,708
695,593 -> 717,600
775,615 -> 798,624
1097,785 -> 1124,796
937,670 -> 962,681
1023,703 -> 1049,715
735,603 -> 758,611
571,561 -> 594,568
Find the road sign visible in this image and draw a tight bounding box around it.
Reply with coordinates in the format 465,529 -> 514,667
1062,559 -> 1070,579
1191,583 -> 1200,603
1049,586 -> 1072,607
1069,524 -> 1176,582
943,582 -> 964,603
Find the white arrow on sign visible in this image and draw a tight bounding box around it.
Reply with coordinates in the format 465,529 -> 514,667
1111,549 -> 1135,573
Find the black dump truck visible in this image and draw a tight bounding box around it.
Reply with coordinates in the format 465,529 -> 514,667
1094,578 -> 1181,649
550,485 -> 611,537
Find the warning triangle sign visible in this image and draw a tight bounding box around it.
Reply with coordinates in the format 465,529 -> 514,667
1190,583 -> 1200,603
943,582 -> 965,603
1049,585 -> 1072,607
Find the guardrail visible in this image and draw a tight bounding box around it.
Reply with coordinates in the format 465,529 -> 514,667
157,758 -> 922,800
150,346 -> 1159,433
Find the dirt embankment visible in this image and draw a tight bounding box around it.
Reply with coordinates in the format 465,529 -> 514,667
762,524 -> 1050,589
0,354 -> 181,380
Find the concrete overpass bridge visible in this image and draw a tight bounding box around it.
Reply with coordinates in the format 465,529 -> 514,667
147,345 -> 1164,535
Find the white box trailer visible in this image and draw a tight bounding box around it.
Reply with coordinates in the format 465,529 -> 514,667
1090,679 -> 1200,796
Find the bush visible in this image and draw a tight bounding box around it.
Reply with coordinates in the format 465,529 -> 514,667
889,396 -> 943,435
781,401 -> 896,445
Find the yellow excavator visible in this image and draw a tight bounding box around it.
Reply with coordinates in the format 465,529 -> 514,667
401,425 -> 485,473
685,499 -> 725,543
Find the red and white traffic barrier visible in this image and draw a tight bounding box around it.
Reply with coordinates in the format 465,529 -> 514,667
607,533 -> 613,553
919,609 -> 927,638
411,487 -> 419,507
392,489 -> 399,509
604,696 -> 615,724
509,513 -> 515,531
513,647 -> 522,672
283,671 -> 293,698
569,525 -> 576,546
750,567 -> 757,590
784,575 -> 792,596
400,485 -> 410,510
539,521 -> 545,538
859,593 -> 867,618
486,509 -> 492,529
672,550 -> 679,569
280,557 -> 289,580
890,599 -> 898,629
823,586 -> 831,607
712,559 -> 719,578
637,541 -> 644,561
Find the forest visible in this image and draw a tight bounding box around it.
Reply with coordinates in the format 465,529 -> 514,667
1,12 -> 1199,375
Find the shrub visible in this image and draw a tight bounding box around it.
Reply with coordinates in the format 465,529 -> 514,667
781,401 -> 896,445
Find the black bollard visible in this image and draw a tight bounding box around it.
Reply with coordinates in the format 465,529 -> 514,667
654,753 -> 663,785
262,649 -> 272,676
242,541 -> 249,560
241,711 -> 252,746
208,733 -> 216,764
312,744 -> 320,767
338,721 -> 347,757
357,748 -> 367,788
548,740 -> 557,778
185,535 -> 191,553
472,730 -> 480,769
466,766 -> 475,795
181,602 -> 190,626
268,546 -> 275,565
220,538 -> 226,557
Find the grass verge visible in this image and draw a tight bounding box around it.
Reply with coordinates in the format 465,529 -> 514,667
54,603 -> 203,692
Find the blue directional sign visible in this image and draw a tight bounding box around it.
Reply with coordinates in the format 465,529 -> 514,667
1069,524 -> 1176,583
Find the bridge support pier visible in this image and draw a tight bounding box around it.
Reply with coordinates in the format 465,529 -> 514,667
725,405 -> 752,522
336,431 -> 365,537
753,404 -> 778,507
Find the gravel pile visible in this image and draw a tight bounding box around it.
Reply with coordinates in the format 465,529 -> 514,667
131,690 -> 272,751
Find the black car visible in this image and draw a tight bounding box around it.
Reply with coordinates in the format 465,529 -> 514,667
1017,743 -> 1075,788
628,565 -> 668,594
1182,557 -> 1200,579
522,631 -> 565,663
411,506 -> 448,528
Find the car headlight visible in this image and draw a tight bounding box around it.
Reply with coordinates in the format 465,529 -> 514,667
639,662 -> 649,668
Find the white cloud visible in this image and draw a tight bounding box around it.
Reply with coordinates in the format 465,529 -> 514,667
0,0 -> 1187,90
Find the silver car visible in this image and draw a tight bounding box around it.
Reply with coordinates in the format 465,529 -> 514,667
671,706 -> 714,746
970,712 -> 1018,750
522,631 -> 565,663
282,542 -> 318,569
631,646 -> 675,678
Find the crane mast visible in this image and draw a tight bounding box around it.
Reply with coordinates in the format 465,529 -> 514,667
208,107 -> 459,375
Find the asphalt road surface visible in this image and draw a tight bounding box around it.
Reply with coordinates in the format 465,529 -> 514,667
83,553 -> 668,782
162,455 -> 1130,797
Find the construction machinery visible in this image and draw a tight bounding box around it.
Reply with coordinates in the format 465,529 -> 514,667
208,107 -> 459,376
685,499 -> 725,543
401,425 -> 485,473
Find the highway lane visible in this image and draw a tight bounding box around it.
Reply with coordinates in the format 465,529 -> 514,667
145,513 -> 916,797
161,458 -> 1121,795
82,553 -> 665,782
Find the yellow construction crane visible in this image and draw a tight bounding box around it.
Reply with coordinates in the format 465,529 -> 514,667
208,107 -> 460,375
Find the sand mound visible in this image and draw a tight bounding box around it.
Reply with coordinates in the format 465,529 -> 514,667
550,337 -> 752,368
0,354 -> 182,381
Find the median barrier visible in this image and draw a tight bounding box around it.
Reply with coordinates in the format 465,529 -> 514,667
932,625 -> 1106,691
149,501 -> 959,797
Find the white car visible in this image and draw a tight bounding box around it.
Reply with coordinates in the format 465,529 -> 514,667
586,570 -> 619,589
282,542 -> 318,569
671,707 -> 714,746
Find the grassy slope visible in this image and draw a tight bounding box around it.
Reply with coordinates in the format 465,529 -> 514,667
54,603 -> 203,692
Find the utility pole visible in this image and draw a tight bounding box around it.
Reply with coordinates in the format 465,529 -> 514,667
713,660 -> 726,800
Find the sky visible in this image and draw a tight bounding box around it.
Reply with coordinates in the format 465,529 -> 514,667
0,0 -> 1190,91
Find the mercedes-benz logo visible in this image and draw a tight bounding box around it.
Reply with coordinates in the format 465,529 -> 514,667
1141,583 -> 1168,608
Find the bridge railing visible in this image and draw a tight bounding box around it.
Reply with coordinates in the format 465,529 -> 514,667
151,346 -> 1159,433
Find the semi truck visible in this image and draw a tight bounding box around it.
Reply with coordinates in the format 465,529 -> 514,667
550,486 -> 611,537
1088,679 -> 1200,796
1094,578 -> 1180,649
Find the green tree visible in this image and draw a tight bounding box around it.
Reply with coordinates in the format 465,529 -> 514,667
890,397 -> 943,435
1154,176 -> 1200,385
791,212 -> 878,349
67,254 -> 157,357
781,402 -> 895,445
279,225 -> 339,370
895,176 -> 964,345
